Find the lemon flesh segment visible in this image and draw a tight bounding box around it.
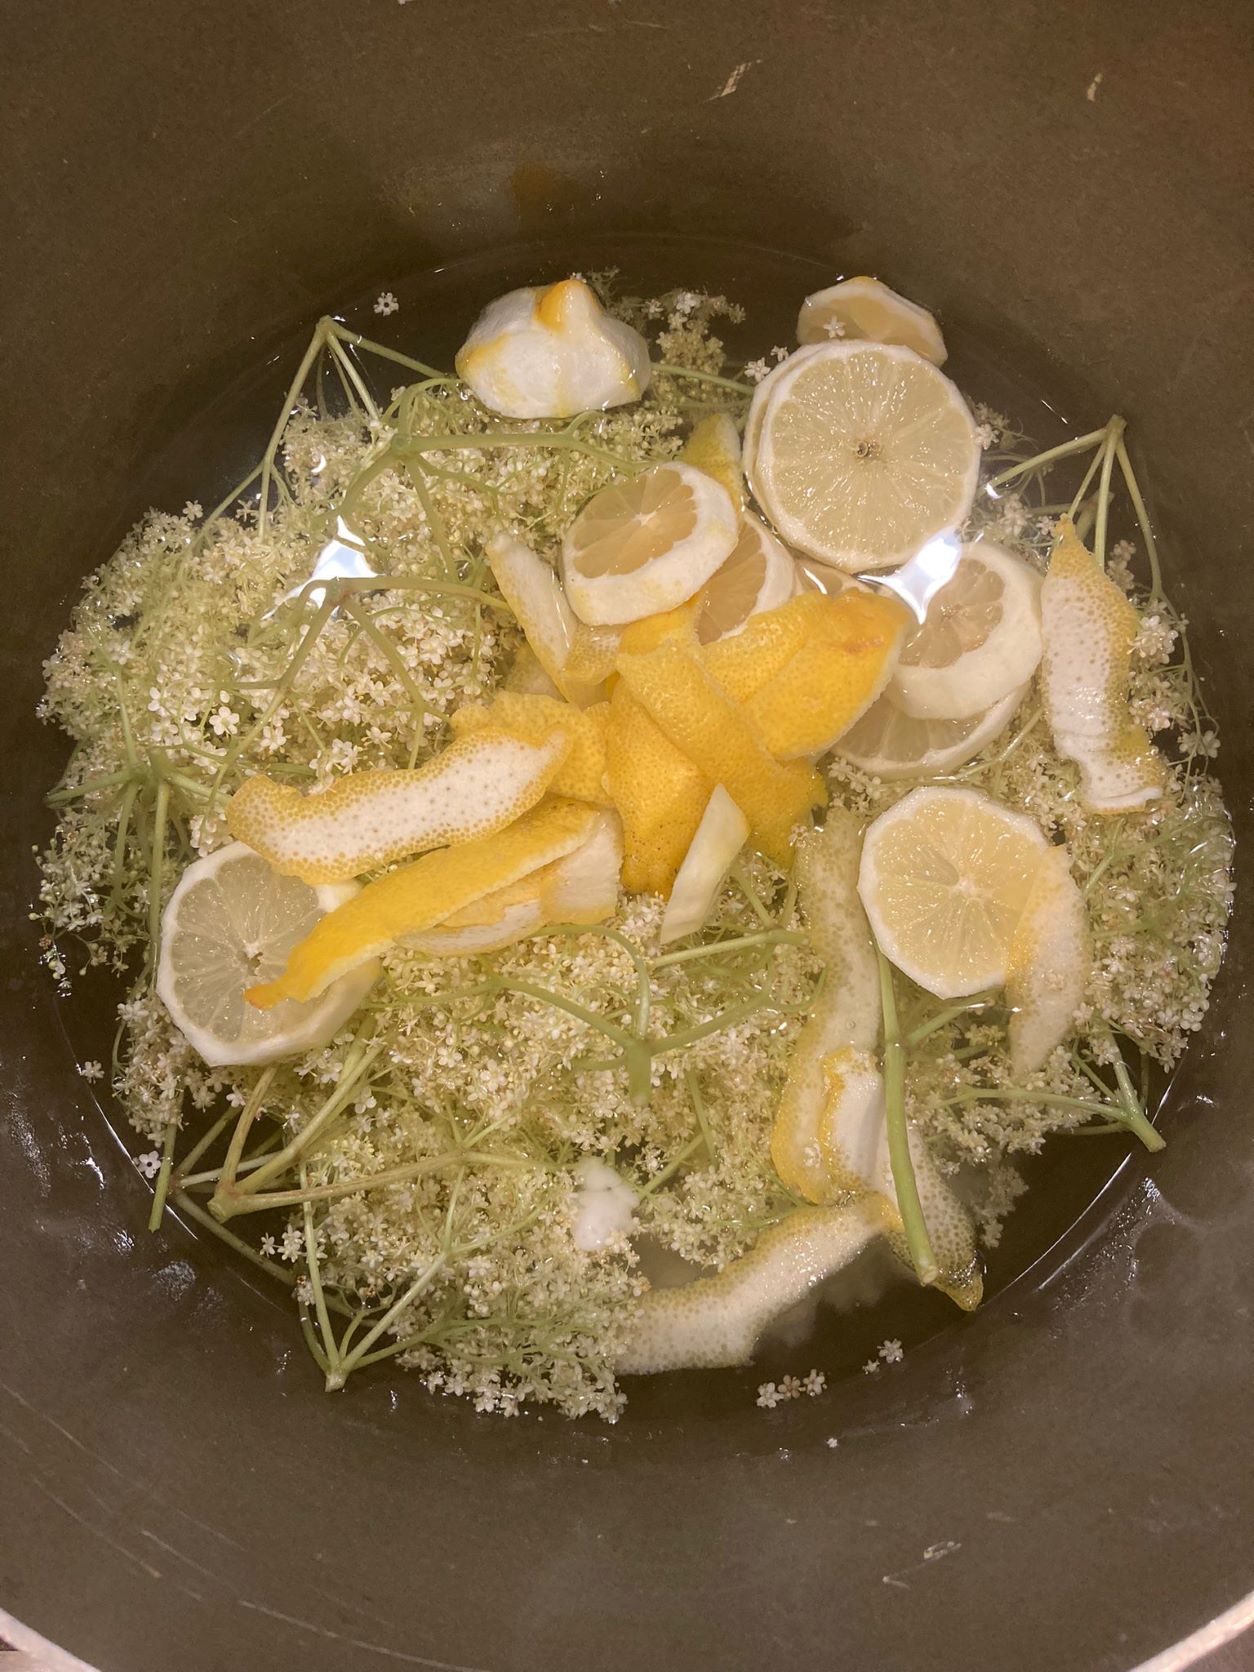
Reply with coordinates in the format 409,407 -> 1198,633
604,681 -> 711,895
742,589 -> 910,759
1006,846 -> 1091,1075
679,410 -> 745,511
858,785 -> 1050,998
246,799 -> 597,1008
659,785 -> 750,945
617,1198 -> 888,1373
746,341 -> 981,572
407,811 -> 623,957
693,512 -> 797,644
836,681 -> 1029,781
486,532 -> 606,707
156,843 -> 379,1067
890,542 -> 1043,721
614,636 -> 826,865
451,691 -> 612,806
561,461 -> 738,626
1039,519 -> 1165,813
797,275 -> 948,365
227,727 -> 570,885
456,276 -> 651,419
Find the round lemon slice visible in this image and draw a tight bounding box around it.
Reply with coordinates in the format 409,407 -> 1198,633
693,512 -> 797,643
858,786 -> 1050,998
835,681 -> 1029,781
889,542 -> 1042,720
796,275 -> 947,365
156,843 -> 378,1067
744,342 -> 980,572
560,461 -> 738,626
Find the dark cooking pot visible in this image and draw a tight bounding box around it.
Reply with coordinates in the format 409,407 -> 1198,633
2,3 -> 1251,1668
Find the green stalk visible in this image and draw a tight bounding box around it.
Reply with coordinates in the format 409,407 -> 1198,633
328,1255 -> 448,1389
653,363 -> 753,395
984,428 -> 1109,491
1093,418 -> 1126,569
172,1192 -> 296,1287
1114,437 -> 1165,600
877,951 -> 938,1287
146,779 -> 170,975
146,1116 -> 180,1233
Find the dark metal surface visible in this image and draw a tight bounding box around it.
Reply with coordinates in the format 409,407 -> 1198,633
2,2 -> 1252,1670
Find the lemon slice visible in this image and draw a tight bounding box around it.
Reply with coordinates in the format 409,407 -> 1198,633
156,843 -> 378,1067
456,277 -> 651,419
1039,519 -> 1165,813
659,785 -> 749,944
616,1199 -> 887,1373
692,512 -> 797,644
246,799 -> 597,1008
858,786 -> 1050,998
797,275 -> 947,365
560,461 -> 738,626
1006,847 -> 1090,1074
889,543 -> 1042,720
679,411 -> 745,510
485,533 -> 607,707
227,726 -> 571,884
835,681 -> 1029,780
745,342 -> 981,572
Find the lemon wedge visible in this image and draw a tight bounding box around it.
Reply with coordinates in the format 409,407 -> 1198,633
659,785 -> 750,944
835,681 -> 1029,780
858,786 -> 1050,998
679,411 -> 745,510
797,275 -> 948,365
156,843 -> 379,1067
889,542 -> 1042,720
407,811 -> 623,957
1039,519 -> 1165,813
614,635 -> 825,864
692,512 -> 797,644
450,691 -> 612,805
745,342 -> 981,572
1006,846 -> 1091,1074
485,532 -> 608,707
456,277 -> 651,419
604,680 -> 712,895
560,461 -> 738,626
617,1198 -> 888,1373
246,799 -> 597,1008
227,727 -> 570,885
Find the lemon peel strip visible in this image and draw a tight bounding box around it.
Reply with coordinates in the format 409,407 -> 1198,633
486,532 -> 607,706
1006,846 -> 1091,1075
604,681 -> 712,895
451,691 -> 612,806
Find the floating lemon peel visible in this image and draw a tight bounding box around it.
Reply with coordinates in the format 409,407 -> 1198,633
1040,518 -> 1165,813
486,532 -> 610,706
1006,846 -> 1091,1074
450,691 -> 612,806
659,785 -> 750,945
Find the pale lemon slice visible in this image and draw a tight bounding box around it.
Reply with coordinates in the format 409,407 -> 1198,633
835,681 -> 1029,781
679,411 -> 745,510
1039,519 -> 1165,813
692,512 -> 797,644
889,542 -> 1042,720
1006,846 -> 1091,1074
797,275 -> 947,365
745,342 -> 980,572
659,785 -> 749,944
156,843 -> 378,1067
560,461 -> 738,626
858,786 -> 1050,998
456,277 -> 651,419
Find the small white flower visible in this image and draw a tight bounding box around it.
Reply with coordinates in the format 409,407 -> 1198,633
182,500 -> 204,521
135,1150 -> 163,1179
976,422 -> 997,451
778,1374 -> 803,1400
743,357 -> 770,383
208,704 -> 240,737
671,291 -> 699,318
374,292 -> 399,317
259,1234 -> 278,1257
294,1276 -> 314,1305
803,1369 -> 826,1396
77,1059 -> 104,1082
756,1381 -> 781,1409
862,1359 -> 881,1375
770,345 -> 789,363
825,1436 -> 839,1448
878,1338 -> 904,1364
822,318 -> 846,339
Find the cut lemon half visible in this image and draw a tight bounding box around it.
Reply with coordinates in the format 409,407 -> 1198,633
679,411 -> 745,511
744,342 -> 980,572
692,512 -> 797,644
797,275 -> 947,365
858,786 -> 1051,998
659,785 -> 749,944
156,843 -> 378,1067
836,681 -> 1029,781
890,542 -> 1042,720
560,461 -> 738,626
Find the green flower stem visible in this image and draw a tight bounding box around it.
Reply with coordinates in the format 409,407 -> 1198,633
545,922 -> 652,1036
172,1192 -> 297,1287
216,1065 -> 278,1194
905,998 -> 993,1049
168,1106 -> 237,1190
1115,437 -> 1165,600
326,334 -> 380,425
146,778 -> 170,974
326,321 -> 446,382
652,363 -> 753,394
1111,1053 -> 1166,1152
396,430 -> 646,474
636,1133 -> 707,1200
259,320 -> 332,534
146,1116 -> 180,1233
650,928 -> 806,968
302,1164 -> 341,1377
327,1255 -> 448,1390
1094,418 -> 1126,569
984,428 -> 1109,491
877,951 -> 939,1288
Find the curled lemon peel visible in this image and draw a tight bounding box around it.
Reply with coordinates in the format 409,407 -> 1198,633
226,727 -> 570,885
451,691 -> 612,806
604,680 -> 711,895
1040,518 -> 1165,813
486,532 -> 607,706
701,592 -> 820,703
614,635 -> 825,865
245,798 -> 598,1009
1006,845 -> 1091,1075
678,410 -> 745,511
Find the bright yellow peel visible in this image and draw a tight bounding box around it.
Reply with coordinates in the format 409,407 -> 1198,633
451,691 -> 612,806
604,680 -> 712,895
